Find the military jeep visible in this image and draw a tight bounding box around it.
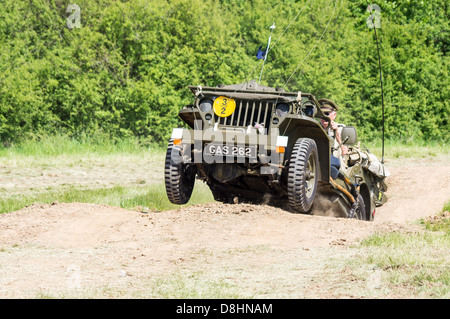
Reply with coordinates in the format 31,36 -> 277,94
164,80 -> 388,220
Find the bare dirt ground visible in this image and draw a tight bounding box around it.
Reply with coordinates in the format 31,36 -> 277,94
0,155 -> 449,298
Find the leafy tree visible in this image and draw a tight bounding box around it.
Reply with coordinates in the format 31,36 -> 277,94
0,0 -> 448,145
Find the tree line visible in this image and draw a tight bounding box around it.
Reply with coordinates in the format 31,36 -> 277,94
0,0 -> 448,145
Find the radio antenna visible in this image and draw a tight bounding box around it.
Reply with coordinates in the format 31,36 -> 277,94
258,23 -> 276,83
367,4 -> 385,163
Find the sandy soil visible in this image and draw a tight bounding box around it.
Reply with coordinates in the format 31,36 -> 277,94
0,156 -> 449,298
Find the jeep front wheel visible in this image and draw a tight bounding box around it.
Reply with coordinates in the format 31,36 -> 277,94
165,139 -> 196,205
287,138 -> 319,213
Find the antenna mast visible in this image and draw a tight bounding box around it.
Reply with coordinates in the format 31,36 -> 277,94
367,4 -> 385,163
259,23 -> 276,83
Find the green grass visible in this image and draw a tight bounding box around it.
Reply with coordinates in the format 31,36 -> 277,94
364,139 -> 449,160
0,133 -> 214,214
0,182 -> 214,214
353,202 -> 450,298
148,272 -> 243,298
0,132 -> 163,158
417,201 -> 450,233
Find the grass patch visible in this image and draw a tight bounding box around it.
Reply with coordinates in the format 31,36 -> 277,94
0,133 -> 213,214
148,272 -> 243,298
0,132 -> 164,158
364,139 -> 449,160
417,201 -> 450,233
354,202 -> 450,298
0,182 -> 214,214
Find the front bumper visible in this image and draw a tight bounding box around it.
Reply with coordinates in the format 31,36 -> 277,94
170,128 -> 288,172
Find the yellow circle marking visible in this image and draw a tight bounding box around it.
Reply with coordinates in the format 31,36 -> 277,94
214,96 -> 236,117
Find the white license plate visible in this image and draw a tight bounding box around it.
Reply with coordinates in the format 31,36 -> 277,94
204,144 -> 257,158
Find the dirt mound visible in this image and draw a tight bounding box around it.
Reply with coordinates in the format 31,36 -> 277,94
0,201 -> 407,251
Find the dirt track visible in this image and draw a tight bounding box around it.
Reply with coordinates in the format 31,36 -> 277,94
0,157 -> 449,298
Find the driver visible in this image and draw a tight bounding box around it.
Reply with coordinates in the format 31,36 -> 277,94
318,98 -> 347,180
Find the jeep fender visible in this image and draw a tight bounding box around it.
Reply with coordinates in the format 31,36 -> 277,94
279,115 -> 331,182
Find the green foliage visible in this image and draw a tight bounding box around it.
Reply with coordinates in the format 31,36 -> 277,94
0,0 -> 448,145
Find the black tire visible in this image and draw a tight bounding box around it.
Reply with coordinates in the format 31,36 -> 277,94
287,138 -> 319,213
165,139 -> 196,205
350,194 -> 367,220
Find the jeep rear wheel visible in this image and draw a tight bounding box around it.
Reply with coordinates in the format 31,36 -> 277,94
165,139 -> 196,205
349,194 -> 367,220
287,138 -> 319,213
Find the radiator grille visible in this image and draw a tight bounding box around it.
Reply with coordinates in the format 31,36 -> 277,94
213,100 -> 275,132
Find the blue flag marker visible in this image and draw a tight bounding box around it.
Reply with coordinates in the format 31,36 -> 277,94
256,45 -> 266,59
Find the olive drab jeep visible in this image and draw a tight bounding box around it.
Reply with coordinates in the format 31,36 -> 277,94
164,80 -> 389,220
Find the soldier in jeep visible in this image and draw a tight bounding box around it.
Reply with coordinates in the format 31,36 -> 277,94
318,98 -> 347,180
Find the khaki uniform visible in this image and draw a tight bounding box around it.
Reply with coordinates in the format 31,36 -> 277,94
325,123 -> 345,159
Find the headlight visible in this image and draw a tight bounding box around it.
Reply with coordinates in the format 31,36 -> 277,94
199,99 -> 213,112
275,103 -> 290,117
